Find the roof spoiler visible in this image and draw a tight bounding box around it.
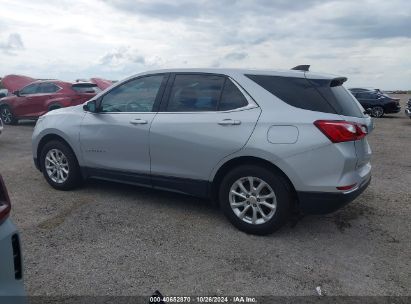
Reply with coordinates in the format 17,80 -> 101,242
330,77 -> 347,87
291,65 -> 310,72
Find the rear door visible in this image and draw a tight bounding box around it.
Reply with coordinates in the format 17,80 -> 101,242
149,73 -> 261,195
355,92 -> 379,109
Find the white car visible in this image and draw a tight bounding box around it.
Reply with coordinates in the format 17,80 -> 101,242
32,67 -> 372,235
0,175 -> 26,297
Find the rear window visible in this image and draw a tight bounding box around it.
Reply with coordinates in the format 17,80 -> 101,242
72,84 -> 101,94
246,75 -> 363,117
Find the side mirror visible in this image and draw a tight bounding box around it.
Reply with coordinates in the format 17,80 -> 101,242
13,90 -> 20,97
83,100 -> 98,113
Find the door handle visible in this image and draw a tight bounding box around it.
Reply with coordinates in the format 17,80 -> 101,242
218,119 -> 241,126
130,119 -> 148,125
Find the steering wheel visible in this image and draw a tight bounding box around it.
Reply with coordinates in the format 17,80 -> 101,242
126,101 -> 147,112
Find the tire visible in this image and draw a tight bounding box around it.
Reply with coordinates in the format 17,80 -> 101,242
0,105 -> 18,125
219,165 -> 292,235
371,106 -> 384,118
40,140 -> 82,190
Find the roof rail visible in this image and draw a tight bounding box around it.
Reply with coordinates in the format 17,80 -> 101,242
291,65 -> 310,72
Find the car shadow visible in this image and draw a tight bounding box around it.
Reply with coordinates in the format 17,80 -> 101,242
79,178 -> 350,237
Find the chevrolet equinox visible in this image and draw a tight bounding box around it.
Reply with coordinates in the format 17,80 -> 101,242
32,67 -> 372,235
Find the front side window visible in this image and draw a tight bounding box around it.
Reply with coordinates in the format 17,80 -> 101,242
166,75 -> 225,112
20,84 -> 39,95
101,75 -> 164,113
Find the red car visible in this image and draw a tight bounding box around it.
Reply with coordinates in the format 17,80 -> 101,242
0,80 -> 100,125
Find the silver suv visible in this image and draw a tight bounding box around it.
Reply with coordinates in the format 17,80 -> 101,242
32,68 -> 372,235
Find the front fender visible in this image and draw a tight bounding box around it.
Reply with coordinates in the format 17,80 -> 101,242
32,106 -> 86,166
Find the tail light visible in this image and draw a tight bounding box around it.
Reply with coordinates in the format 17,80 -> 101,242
0,175 -> 11,224
337,183 -> 357,191
314,120 -> 367,143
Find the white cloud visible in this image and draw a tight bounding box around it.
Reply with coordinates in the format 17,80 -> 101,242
0,0 -> 410,89
0,33 -> 24,54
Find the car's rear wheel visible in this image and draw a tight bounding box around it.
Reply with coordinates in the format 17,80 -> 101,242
371,106 -> 384,118
40,140 -> 82,190
219,165 -> 291,235
0,106 -> 18,125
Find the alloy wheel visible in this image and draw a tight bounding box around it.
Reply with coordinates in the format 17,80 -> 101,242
229,176 -> 277,225
1,107 -> 13,124
372,106 -> 384,118
45,149 -> 70,184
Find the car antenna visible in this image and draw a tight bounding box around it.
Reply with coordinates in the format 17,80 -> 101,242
291,65 -> 310,72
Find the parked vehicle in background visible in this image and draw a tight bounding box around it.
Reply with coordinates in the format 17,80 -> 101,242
0,175 -> 25,296
405,98 -> 411,119
0,80 -> 101,125
1,74 -> 35,95
32,67 -> 372,235
90,78 -> 114,90
0,89 -> 8,99
349,89 -> 401,118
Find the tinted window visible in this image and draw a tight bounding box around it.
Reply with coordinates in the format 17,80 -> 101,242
101,75 -> 164,113
357,92 -> 378,99
310,79 -> 364,117
246,75 -> 336,114
167,75 -> 224,112
39,83 -> 60,93
246,75 -> 363,117
218,79 -> 248,111
20,83 -> 39,95
72,84 -> 101,94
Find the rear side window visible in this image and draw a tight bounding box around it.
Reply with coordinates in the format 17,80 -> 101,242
166,75 -> 225,112
309,79 -> 364,117
72,84 -> 101,94
246,75 -> 363,117
39,83 -> 60,93
218,79 -> 248,111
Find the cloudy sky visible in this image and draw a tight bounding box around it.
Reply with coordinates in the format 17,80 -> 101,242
0,0 -> 410,89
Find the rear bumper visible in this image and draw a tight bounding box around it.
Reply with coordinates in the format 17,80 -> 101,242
297,176 -> 371,214
405,108 -> 411,118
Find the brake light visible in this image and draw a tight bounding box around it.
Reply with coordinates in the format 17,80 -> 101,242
314,120 -> 367,143
337,184 -> 357,191
0,176 -> 11,224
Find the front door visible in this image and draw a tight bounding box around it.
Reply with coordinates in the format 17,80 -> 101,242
79,74 -> 168,184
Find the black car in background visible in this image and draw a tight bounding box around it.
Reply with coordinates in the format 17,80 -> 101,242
405,98 -> 411,119
349,89 -> 401,118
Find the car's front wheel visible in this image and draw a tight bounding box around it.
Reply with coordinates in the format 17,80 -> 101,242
0,106 -> 18,125
40,140 -> 82,190
371,106 -> 384,118
219,165 -> 292,235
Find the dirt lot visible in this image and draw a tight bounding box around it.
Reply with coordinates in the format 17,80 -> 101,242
0,95 -> 410,296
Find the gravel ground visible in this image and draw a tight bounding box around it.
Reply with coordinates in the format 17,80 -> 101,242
0,95 -> 410,297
